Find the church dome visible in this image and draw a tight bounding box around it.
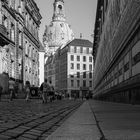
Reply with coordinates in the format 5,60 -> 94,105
44,21 -> 74,48
43,0 -> 74,55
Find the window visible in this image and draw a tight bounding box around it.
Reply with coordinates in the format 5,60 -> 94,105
77,80 -> 80,87
77,56 -> 80,61
83,72 -> 86,78
71,80 -> 74,87
89,48 -> 92,54
89,72 -> 92,78
28,45 -> 31,57
83,47 -> 86,53
11,22 -> 15,42
70,46 -> 74,53
83,56 -> 86,62
89,81 -> 92,87
19,31 -> 22,46
77,64 -> 80,70
77,72 -> 80,78
124,62 -> 129,72
70,74 -> 74,78
80,47 -> 83,53
83,80 -> 86,87
77,47 -> 80,53
86,48 -> 89,54
74,46 -> 77,53
25,41 -> 28,55
83,64 -> 86,70
89,64 -> 92,71
71,63 -> 74,69
89,57 -> 92,62
71,55 -> 74,61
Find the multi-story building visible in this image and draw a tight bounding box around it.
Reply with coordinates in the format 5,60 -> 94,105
23,0 -> 42,87
0,0 -> 42,93
45,38 -> 93,98
93,0 -> 140,103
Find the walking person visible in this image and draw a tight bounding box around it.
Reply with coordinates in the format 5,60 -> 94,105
25,81 -> 31,101
9,78 -> 15,101
40,78 -> 50,103
49,81 -> 54,102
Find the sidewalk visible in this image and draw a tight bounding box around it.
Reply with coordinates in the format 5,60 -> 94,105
89,100 -> 140,140
46,101 -> 101,140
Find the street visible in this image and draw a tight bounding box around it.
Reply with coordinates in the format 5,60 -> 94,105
0,99 -> 83,140
0,99 -> 140,140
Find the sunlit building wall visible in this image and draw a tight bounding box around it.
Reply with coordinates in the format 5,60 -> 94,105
0,0 -> 42,93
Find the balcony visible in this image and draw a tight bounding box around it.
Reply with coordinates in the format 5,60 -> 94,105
0,24 -> 9,46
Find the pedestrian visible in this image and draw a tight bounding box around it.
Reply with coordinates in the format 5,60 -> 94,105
0,85 -> 3,101
25,81 -> 31,101
9,78 -> 15,101
49,81 -> 54,102
40,78 -> 50,103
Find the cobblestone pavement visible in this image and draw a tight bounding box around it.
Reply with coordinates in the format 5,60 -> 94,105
0,99 -> 83,140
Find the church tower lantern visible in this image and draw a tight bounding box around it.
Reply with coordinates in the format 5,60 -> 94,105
53,0 -> 65,21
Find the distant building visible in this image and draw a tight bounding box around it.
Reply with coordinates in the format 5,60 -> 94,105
0,0 -> 42,93
45,39 -> 94,98
43,0 -> 74,56
44,54 -> 56,87
93,0 -> 140,103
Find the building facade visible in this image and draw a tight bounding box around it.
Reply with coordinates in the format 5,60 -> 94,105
0,0 -> 42,93
93,0 -> 140,103
65,39 -> 93,98
45,39 -> 94,98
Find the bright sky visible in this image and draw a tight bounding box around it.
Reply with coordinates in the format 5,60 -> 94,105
34,0 -> 97,43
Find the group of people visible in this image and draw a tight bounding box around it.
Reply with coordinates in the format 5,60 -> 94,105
24,78 -> 54,103
0,78 -> 55,103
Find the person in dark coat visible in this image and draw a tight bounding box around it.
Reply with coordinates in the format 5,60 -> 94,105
25,81 -> 31,101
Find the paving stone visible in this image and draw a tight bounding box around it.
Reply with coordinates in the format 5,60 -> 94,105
17,136 -> 32,140
2,131 -> 18,137
0,134 -> 11,139
25,130 -> 41,136
21,133 -> 38,139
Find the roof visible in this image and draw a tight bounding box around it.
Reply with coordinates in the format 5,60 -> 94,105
67,38 -> 93,48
